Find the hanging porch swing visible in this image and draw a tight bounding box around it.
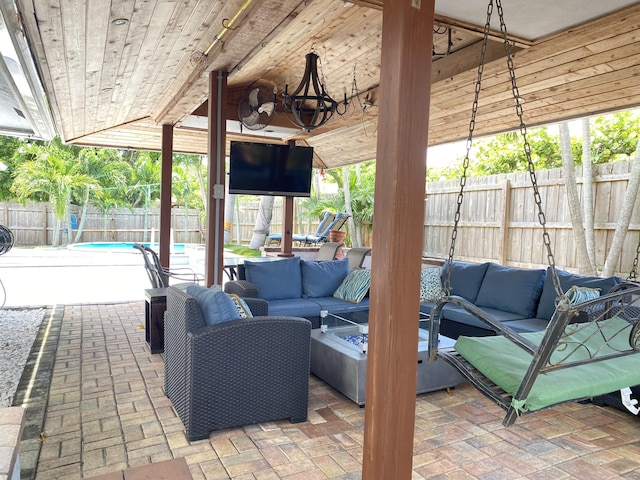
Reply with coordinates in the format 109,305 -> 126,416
427,0 -> 640,427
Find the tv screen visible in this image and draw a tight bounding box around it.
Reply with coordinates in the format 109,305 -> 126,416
228,141 -> 313,197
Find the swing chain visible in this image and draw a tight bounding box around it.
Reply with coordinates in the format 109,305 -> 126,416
495,0 -> 563,298
628,242 -> 640,281
444,0 -> 494,296
445,0 -> 563,299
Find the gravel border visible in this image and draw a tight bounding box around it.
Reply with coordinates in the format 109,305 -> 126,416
0,308 -> 45,408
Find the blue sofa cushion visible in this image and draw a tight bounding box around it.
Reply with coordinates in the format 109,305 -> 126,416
185,285 -> 240,325
536,267 -> 620,320
475,263 -> 546,317
266,298 -> 322,317
301,259 -> 350,298
441,261 -> 490,303
244,256 -> 302,301
309,296 -> 370,313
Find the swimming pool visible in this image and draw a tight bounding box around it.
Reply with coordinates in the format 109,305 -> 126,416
67,242 -> 187,254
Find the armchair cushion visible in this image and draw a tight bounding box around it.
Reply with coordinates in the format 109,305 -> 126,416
301,259 -> 350,298
244,256 -> 303,300
185,285 -> 239,325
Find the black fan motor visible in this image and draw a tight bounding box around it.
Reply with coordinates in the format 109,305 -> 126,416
0,225 -> 14,255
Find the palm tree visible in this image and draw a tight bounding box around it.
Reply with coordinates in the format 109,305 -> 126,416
12,138 -> 96,246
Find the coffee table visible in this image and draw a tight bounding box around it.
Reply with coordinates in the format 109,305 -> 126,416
310,310 -> 463,405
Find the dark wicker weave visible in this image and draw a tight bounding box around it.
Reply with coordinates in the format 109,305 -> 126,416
164,286 -> 311,441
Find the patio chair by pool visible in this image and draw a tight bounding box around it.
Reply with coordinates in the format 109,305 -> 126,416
346,246 -> 371,270
133,243 -> 203,288
315,242 -> 344,261
267,211 -> 335,246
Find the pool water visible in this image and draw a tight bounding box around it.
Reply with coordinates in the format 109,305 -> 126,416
67,242 -> 187,254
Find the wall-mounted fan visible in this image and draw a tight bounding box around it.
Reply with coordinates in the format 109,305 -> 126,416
238,87 -> 276,130
0,225 -> 13,255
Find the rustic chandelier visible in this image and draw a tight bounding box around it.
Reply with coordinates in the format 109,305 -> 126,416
280,52 -> 348,132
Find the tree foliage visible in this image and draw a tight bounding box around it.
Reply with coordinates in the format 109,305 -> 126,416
426,111 -> 640,181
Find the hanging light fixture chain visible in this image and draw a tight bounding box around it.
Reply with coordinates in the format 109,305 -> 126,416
444,0 -> 493,295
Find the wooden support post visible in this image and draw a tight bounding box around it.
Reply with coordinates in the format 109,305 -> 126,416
279,139 -> 296,257
205,70 -> 227,287
279,196 -> 295,257
159,124 -> 174,267
362,1 -> 435,479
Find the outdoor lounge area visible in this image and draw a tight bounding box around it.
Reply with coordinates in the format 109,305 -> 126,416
8,294 -> 640,479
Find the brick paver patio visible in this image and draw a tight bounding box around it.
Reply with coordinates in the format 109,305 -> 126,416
14,301 -> 640,479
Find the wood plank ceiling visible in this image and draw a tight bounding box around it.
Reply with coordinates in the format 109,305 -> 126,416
12,0 -> 640,169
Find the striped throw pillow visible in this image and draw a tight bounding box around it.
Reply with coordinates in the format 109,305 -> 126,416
333,268 -> 371,303
564,285 -> 600,305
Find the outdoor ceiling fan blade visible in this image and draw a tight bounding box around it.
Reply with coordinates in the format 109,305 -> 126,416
248,88 -> 260,108
242,111 -> 260,126
258,102 -> 275,116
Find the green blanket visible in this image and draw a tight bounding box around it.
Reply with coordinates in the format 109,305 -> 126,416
454,317 -> 640,413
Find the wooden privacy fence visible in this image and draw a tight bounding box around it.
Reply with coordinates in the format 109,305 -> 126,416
6,159 -> 636,273
0,203 -> 203,246
424,161 -> 640,277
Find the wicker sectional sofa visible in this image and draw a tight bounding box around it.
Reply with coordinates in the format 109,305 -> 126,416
223,256 -> 370,328
420,261 -> 622,339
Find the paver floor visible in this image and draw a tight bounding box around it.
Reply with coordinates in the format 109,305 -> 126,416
14,301 -> 640,480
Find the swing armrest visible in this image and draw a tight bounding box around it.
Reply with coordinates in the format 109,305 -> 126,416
428,294 -> 539,362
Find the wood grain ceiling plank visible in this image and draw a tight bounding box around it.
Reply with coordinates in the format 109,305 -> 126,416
429,4 -> 640,105
430,32 -> 640,125
84,1 -> 111,135
104,0 -> 157,131
60,0 -> 86,138
151,0 -> 282,124
228,0 -> 352,86
30,0 -> 73,140
429,64 -> 640,145
114,1 -> 178,126
140,1 -> 227,118
93,1 -> 135,133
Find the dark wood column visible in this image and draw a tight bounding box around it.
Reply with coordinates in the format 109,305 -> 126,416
362,0 -> 435,479
204,70 -> 227,287
278,196 -> 294,257
279,139 -> 296,257
159,124 -> 173,268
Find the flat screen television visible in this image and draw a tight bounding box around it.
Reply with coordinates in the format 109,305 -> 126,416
228,141 -> 313,197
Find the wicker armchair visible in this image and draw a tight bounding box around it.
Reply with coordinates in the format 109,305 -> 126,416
164,286 -> 311,441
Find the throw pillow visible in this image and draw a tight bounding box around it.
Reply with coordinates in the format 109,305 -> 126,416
563,285 -> 601,305
244,256 -> 303,300
536,267 -> 620,320
185,285 -> 240,326
420,267 -> 443,302
301,259 -> 350,298
333,268 -> 371,303
227,293 -> 253,318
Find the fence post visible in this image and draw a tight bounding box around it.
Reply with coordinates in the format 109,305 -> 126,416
499,179 -> 511,265
42,205 -> 48,245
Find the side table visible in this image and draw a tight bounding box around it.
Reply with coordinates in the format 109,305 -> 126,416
144,287 -> 168,353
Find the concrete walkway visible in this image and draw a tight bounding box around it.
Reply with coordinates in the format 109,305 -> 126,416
0,247 -> 205,307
